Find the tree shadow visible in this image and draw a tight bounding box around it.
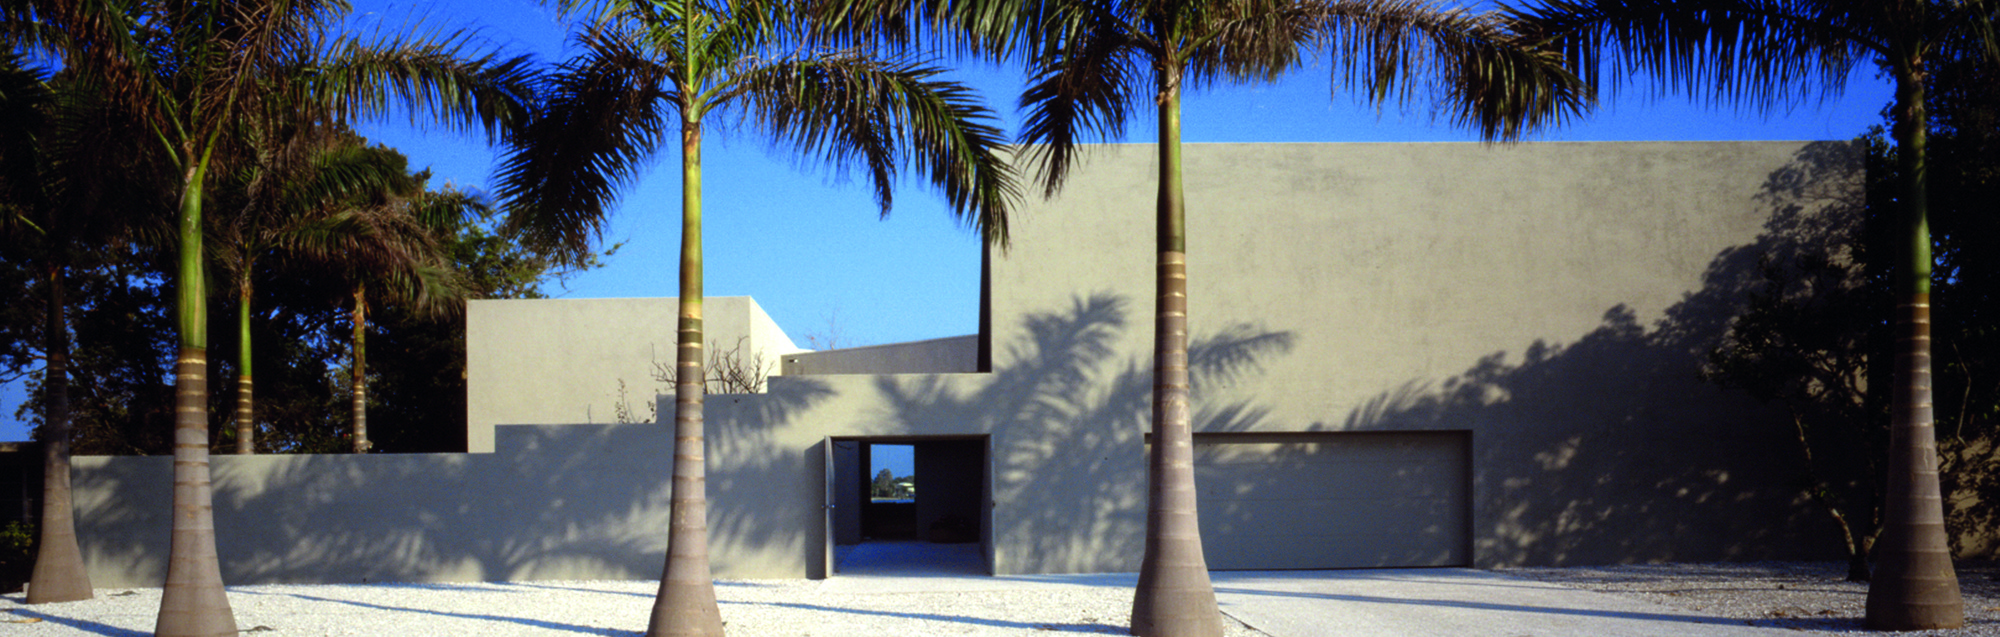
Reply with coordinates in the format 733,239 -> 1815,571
1313,141 -> 1869,566
868,293 -> 1293,573
69,377 -> 834,587
279,593 -> 625,635
0,608 -> 145,636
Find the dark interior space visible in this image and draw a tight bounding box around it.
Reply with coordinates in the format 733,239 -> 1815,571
829,436 -> 988,573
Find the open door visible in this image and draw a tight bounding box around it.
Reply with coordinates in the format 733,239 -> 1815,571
983,436 -> 995,575
821,436 -> 835,578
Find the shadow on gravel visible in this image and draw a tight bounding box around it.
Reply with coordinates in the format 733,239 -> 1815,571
283,593 -> 623,635
723,600 -> 1123,634
1211,586 -> 1760,627
495,579 -> 773,598
2,610 -> 144,636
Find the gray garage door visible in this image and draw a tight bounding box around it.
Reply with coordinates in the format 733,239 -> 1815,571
1194,431 -> 1469,570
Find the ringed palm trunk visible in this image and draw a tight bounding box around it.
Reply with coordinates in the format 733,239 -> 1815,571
1130,72 -> 1223,637
646,117 -> 724,637
235,272 -> 254,454
27,257 -> 92,604
157,157 -> 238,637
351,286 -> 371,454
1865,49 -> 1963,631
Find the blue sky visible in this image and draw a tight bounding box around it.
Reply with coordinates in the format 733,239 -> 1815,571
337,0 -> 1893,348
0,0 -> 1897,441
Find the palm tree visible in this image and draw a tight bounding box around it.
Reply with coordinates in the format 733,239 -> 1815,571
497,1 -> 1015,632
0,52 -> 94,606
1507,1 -> 1997,629
338,174 -> 482,455
1,46 -> 172,605
900,0 -> 1584,633
7,1 -> 532,632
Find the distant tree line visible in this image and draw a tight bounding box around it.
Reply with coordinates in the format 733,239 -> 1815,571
870,468 -> 914,499
0,129 -> 575,455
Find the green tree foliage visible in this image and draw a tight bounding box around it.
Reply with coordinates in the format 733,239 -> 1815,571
1510,0 -> 1997,628
870,468 -> 897,499
1705,46 -> 2000,587
6,146 -> 569,456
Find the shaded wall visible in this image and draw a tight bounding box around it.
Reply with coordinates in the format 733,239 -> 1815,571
71,425 -> 676,588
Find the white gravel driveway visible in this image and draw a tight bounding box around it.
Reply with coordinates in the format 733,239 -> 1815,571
7,562 -> 2000,636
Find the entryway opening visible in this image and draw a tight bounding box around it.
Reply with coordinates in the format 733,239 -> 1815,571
825,435 -> 991,576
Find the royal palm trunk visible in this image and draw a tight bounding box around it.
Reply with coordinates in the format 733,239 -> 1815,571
646,118 -> 724,637
27,258 -> 91,604
235,277 -> 254,454
1865,52 -> 1962,631
157,158 -> 237,637
1130,76 -> 1223,637
351,286 -> 370,454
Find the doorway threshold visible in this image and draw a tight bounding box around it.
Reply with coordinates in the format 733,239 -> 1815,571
835,541 -> 985,577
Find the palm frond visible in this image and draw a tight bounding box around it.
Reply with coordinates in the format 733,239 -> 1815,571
268,208 -> 396,264
733,50 -> 1019,245
309,28 -> 538,140
493,26 -> 676,264
406,186 -> 491,235
0,52 -> 52,222
281,138 -> 417,220
1506,0 -> 1871,111
1935,0 -> 2000,68
335,200 -> 470,318
1187,0 -> 1320,86
371,255 -> 471,319
1279,0 -> 1584,140
1016,17 -> 1140,197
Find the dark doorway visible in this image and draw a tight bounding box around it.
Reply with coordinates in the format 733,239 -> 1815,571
827,436 -> 989,576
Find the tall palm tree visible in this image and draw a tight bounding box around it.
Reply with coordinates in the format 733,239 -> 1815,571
1,46 -> 172,605
901,0 -> 1584,633
0,52 -> 94,606
339,176 -> 482,455
1507,1 -> 1997,629
7,1 -> 532,633
497,1 -> 1015,632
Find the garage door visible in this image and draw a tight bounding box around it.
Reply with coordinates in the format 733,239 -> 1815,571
1194,431 -> 1469,570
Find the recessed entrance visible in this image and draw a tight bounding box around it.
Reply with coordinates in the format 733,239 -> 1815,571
825,435 -> 991,576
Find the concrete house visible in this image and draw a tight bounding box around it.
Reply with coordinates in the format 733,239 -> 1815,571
70,141 -> 1859,587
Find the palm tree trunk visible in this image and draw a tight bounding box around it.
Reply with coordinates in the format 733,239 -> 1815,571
1130,74 -> 1223,637
157,158 -> 238,637
27,258 -> 91,604
234,275 -> 254,454
646,117 -> 723,637
1865,53 -> 1963,631
351,286 -> 371,454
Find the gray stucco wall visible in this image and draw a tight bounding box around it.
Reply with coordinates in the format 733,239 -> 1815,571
64,141 -> 1861,586
72,425 -> 675,588
698,140 -> 1858,575
779,335 -> 979,375
466,296 -> 800,453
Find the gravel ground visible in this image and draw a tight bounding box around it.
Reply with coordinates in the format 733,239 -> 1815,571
8,563 -> 2000,636
0,577 -> 1265,636
1501,561 -> 2000,636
